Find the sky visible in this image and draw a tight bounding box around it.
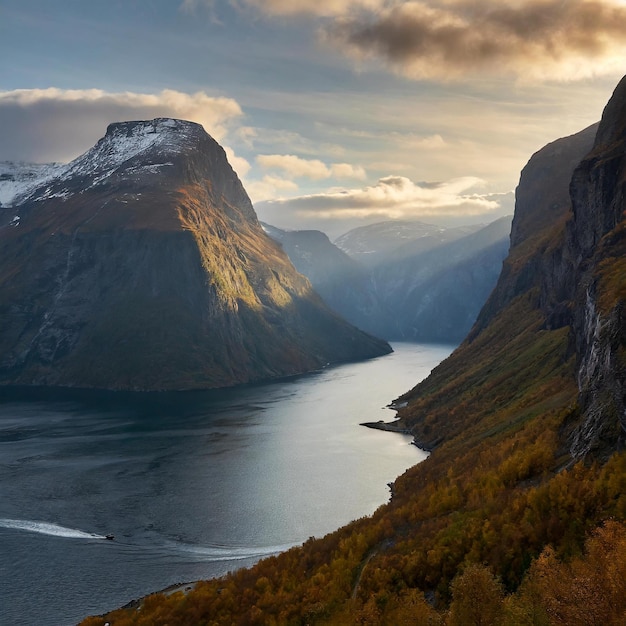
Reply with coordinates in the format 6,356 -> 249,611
1,1 -> 626,239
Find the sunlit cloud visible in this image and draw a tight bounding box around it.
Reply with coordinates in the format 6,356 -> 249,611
257,154 -> 366,180
324,0 -> 626,82
236,125 -> 346,158
224,146 -> 252,178
186,0 -> 626,82
0,88 -> 243,162
258,175 -> 500,221
330,162 -> 367,179
246,175 -> 299,203
321,124 -> 447,150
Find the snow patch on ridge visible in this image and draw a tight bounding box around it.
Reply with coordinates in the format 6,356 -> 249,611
0,162 -> 64,208
0,118 -> 204,207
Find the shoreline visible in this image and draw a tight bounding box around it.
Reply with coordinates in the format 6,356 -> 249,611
118,581 -> 198,612
360,417 -> 436,452
359,418 -> 410,434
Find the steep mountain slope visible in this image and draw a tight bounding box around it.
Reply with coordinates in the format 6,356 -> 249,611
401,124 -> 599,449
82,79 -> 626,625
261,223 -> 379,332
0,119 -> 390,391
567,87 -> 626,458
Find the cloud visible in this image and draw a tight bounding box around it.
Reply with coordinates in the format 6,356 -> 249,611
224,146 -> 252,178
257,154 -> 331,180
322,124 -> 446,150
237,125 -> 346,158
330,162 -> 367,179
399,133 -> 446,149
246,175 -> 299,202
257,175 -> 500,221
324,0 -> 626,81
0,88 -> 243,163
256,153 -> 366,180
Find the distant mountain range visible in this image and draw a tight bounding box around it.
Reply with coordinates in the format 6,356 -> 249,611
334,219 -> 481,267
265,216 -> 512,343
0,119 -> 390,390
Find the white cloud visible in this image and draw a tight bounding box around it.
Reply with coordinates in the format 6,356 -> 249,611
224,146 -> 252,178
330,162 -> 367,179
258,175 -> 500,221
246,175 -> 299,203
399,133 -> 446,149
0,88 -> 243,162
256,153 -> 366,180
257,154 -> 331,180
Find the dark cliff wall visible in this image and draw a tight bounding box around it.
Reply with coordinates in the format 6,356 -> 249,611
566,78 -> 626,457
470,124 -> 598,337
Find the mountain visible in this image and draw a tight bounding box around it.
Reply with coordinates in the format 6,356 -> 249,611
334,219 -> 480,268
0,118 -> 390,391
261,223 -> 377,331
83,80 -> 626,624
265,218 -> 511,343
365,216 -> 512,342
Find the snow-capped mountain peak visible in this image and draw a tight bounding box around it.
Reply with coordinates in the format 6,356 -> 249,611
0,118 -> 206,208
66,118 -> 204,179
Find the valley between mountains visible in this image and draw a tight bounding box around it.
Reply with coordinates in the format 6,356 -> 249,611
73,73 -> 626,625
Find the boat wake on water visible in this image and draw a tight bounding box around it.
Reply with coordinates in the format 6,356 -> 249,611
0,518 -> 108,540
0,518 -> 297,561
0,517 -> 299,566
160,539 -> 299,562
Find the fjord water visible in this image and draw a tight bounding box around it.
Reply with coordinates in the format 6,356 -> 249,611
0,343 -> 452,626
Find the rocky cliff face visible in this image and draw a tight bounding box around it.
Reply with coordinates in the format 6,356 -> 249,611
0,118 -> 390,390
396,111 -> 624,455
566,79 -> 626,457
470,123 -> 599,337
262,223 -> 380,334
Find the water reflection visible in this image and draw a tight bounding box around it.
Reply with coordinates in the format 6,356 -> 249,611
0,343 -> 453,626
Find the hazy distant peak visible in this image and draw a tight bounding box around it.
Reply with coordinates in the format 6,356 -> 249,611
334,219 -> 483,267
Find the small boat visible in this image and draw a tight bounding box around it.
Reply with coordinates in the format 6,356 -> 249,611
104,534 -> 115,540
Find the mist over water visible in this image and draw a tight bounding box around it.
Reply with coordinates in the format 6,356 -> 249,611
0,343 -> 452,626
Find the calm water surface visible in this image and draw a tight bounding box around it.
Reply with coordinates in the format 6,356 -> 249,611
0,343 -> 452,626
